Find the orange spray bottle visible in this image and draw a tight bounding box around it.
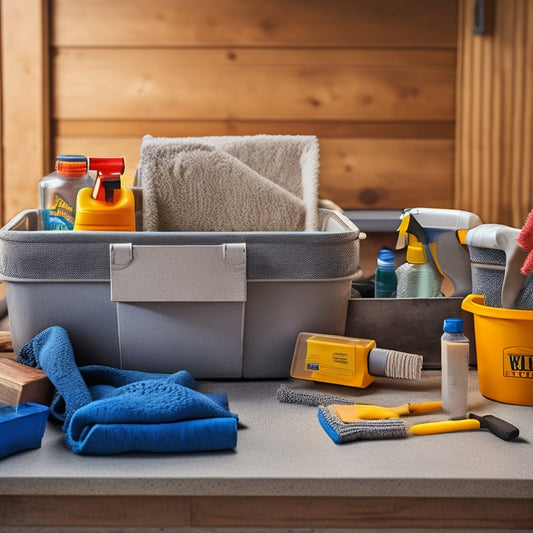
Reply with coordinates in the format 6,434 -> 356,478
73,158 -> 135,231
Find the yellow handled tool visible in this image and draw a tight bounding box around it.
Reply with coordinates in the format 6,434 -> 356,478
411,413 -> 520,441
334,401 -> 442,422
411,419 -> 480,435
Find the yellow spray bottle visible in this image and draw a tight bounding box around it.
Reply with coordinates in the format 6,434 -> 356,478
73,157 -> 135,231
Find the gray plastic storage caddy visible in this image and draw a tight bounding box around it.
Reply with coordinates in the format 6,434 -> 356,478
0,209 -> 361,379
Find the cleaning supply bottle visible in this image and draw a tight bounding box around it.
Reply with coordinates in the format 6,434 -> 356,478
395,234 -> 443,297
374,247 -> 397,297
73,157 -> 135,231
398,208 -> 482,296
38,155 -> 93,230
441,318 -> 469,419
290,332 -> 423,389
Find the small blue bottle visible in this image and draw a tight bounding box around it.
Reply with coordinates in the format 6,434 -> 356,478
374,247 -> 397,298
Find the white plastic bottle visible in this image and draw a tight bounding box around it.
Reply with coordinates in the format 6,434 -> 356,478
38,154 -> 93,230
441,318 -> 469,419
395,234 -> 443,298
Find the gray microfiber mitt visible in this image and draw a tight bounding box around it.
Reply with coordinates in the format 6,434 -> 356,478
466,224 -> 528,309
276,383 -> 353,407
515,272 -> 533,309
318,405 -> 407,444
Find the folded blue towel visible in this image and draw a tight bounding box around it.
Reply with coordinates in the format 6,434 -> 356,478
18,326 -> 238,455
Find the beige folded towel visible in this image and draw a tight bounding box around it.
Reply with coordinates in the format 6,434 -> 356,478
136,135 -> 319,232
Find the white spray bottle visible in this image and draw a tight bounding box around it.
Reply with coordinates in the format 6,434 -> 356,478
395,214 -> 443,298
398,208 -> 483,296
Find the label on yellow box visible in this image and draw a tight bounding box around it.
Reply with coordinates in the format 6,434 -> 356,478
305,337 -> 355,377
289,333 -> 375,388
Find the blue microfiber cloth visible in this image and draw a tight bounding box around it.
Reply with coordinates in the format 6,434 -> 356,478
17,326 -> 238,455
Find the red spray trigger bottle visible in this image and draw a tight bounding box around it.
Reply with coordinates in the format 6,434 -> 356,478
90,158 -> 125,203
73,157 -> 135,231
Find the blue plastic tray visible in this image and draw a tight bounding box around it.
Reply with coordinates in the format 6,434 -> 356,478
0,402 -> 49,459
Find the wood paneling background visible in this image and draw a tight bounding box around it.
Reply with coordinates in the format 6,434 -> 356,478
2,0 -> 531,229
0,0 -> 49,220
1,0 -> 458,223
455,0 -> 533,227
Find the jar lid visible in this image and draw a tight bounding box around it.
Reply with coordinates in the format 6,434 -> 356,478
443,318 -> 464,333
56,155 -> 88,177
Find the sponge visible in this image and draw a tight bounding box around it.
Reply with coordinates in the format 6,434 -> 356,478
318,405 -> 406,444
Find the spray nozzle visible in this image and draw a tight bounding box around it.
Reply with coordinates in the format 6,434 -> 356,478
89,157 -> 125,176
89,158 -> 125,203
396,214 -> 428,264
396,213 -> 427,249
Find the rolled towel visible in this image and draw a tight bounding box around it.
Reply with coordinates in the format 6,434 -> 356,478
136,134 -> 319,232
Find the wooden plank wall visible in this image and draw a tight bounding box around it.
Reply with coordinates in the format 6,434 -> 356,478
0,0 -> 50,221
455,0 -> 533,227
49,0 -> 458,222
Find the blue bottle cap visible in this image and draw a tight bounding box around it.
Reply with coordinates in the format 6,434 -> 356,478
377,247 -> 395,268
443,318 -> 464,333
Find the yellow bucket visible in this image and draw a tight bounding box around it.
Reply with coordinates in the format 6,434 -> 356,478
462,294 -> 533,406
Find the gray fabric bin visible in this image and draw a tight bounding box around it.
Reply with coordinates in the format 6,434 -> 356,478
0,208 -> 361,378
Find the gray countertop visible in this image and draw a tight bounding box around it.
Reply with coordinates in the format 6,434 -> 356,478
0,371 -> 532,499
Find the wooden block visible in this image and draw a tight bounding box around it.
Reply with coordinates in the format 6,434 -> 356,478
0,359 -> 52,406
0,331 -> 13,352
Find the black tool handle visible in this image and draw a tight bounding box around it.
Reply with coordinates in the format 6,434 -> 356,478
469,413 -> 519,441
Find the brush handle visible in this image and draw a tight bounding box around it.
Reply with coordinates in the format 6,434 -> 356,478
408,401 -> 443,415
410,419 -> 479,435
468,413 -> 520,441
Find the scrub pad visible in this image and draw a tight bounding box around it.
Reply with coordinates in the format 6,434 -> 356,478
318,404 -> 407,444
